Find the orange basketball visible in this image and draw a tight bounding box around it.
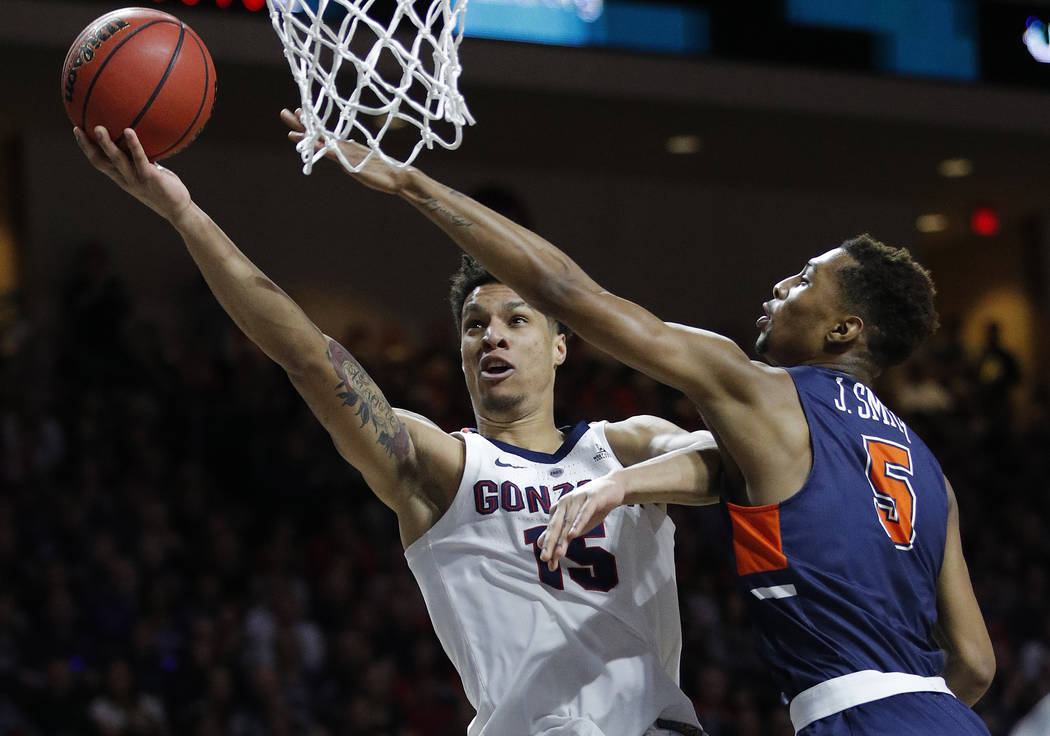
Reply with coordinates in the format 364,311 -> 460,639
62,7 -> 217,161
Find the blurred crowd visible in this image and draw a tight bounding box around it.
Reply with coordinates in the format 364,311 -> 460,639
0,241 -> 1047,736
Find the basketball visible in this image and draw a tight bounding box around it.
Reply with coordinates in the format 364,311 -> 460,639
61,7 -> 217,161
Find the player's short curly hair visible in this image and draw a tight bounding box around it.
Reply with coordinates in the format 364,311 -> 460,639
448,255 -> 571,337
837,234 -> 939,372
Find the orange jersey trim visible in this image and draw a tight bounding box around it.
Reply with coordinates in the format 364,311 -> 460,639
727,502 -> 788,576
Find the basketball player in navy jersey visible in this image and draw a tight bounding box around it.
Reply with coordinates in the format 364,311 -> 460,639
299,114 -> 997,734
73,124 -> 722,736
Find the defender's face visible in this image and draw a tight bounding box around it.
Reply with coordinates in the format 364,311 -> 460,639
755,248 -> 853,366
459,283 -> 566,416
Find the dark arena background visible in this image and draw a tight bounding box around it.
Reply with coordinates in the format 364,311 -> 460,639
2,1 -> 1050,734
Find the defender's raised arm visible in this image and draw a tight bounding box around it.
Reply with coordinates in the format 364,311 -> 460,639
283,110 -> 808,506
279,108 -> 765,404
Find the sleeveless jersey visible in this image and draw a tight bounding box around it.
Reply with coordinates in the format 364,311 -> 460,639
404,421 -> 699,736
723,366 -> 948,700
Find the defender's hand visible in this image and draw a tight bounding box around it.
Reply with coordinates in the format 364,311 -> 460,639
74,126 -> 193,226
280,108 -> 412,195
539,475 -> 626,570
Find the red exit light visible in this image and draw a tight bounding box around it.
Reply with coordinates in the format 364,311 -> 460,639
970,206 -> 1001,237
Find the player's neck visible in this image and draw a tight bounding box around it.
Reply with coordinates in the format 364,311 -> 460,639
475,407 -> 565,453
804,354 -> 877,386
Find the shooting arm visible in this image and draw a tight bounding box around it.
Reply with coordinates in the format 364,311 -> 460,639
169,207 -> 452,532
171,205 -> 326,372
78,126 -> 324,376
170,208 -> 468,545
76,127 -> 452,540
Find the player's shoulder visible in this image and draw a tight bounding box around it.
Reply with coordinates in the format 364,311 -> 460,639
394,408 -> 466,454
755,360 -> 801,386
394,407 -> 443,429
392,408 -> 466,504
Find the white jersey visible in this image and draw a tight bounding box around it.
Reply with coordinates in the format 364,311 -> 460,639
404,421 -> 698,736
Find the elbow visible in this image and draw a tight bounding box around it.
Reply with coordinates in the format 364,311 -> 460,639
529,279 -> 603,327
969,648 -> 996,700
281,341 -> 329,381
970,630 -> 998,698
267,340 -> 310,375
527,276 -> 581,312
512,250 -> 600,318
952,645 -> 996,706
276,329 -> 332,377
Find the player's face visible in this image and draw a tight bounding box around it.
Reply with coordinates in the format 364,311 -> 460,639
459,283 -> 566,417
755,248 -> 854,366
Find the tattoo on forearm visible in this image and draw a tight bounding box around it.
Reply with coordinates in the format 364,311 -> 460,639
327,339 -> 410,459
421,196 -> 473,228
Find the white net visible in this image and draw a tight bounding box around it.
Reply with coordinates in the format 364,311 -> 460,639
266,0 -> 474,174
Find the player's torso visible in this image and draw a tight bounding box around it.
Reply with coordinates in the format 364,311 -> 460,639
724,366 -> 948,698
405,421 -> 697,735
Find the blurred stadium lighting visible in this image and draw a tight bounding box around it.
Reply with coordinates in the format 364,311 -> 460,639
665,135 -> 702,155
938,158 -> 973,178
916,214 -> 949,233
1023,16 -> 1050,62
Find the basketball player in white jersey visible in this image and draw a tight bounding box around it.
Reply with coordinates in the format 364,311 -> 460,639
73,124 -> 722,736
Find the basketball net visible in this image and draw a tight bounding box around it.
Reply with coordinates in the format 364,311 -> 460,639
266,0 -> 474,174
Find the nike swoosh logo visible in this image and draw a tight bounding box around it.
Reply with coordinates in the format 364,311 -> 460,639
495,458 -> 526,469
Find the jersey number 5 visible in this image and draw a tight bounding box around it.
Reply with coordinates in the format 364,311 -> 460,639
523,525 -> 619,592
863,436 -> 916,550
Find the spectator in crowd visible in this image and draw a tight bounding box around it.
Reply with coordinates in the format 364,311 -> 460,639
975,321 -> 1022,440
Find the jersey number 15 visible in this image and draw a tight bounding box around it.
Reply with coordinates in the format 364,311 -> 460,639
524,525 -> 619,592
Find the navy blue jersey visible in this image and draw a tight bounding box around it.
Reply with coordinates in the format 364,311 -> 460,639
723,366 -> 947,699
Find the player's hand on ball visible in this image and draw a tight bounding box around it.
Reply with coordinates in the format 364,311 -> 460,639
280,108 -> 412,195
539,474 -> 626,570
74,126 -> 192,225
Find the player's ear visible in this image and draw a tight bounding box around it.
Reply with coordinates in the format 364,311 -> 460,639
827,315 -> 864,345
552,331 -> 567,367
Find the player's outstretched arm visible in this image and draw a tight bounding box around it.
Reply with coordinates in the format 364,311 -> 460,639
934,477 -> 995,705
540,422 -> 720,569
279,109 -> 771,407
75,126 -> 460,546
76,126 -> 322,374
281,110 -> 803,502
